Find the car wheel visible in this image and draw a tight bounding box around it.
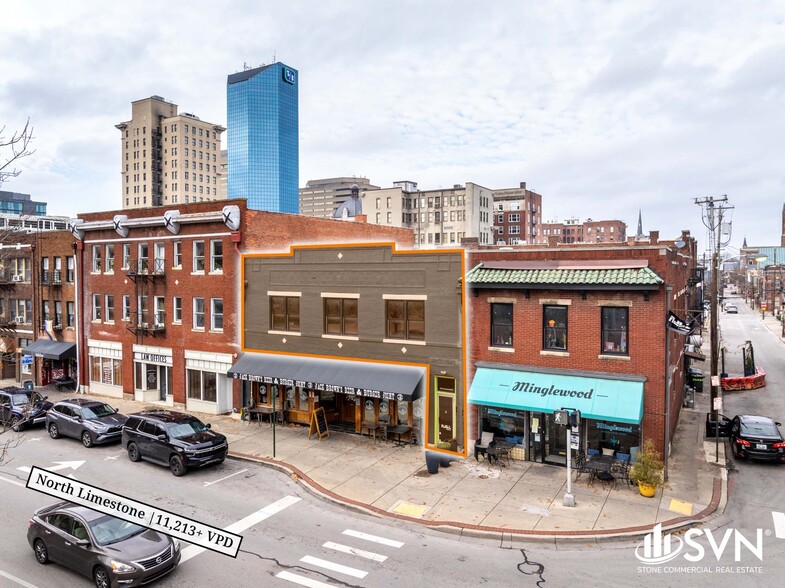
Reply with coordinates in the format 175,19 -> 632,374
11,416 -> 21,432
33,539 -> 49,564
169,455 -> 186,477
81,430 -> 94,448
94,565 -> 111,588
127,442 -> 141,462
48,423 -> 60,439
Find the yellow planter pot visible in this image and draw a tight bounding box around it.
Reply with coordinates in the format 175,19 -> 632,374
638,482 -> 657,497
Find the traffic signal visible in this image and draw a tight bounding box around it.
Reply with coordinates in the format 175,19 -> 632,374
569,410 -> 581,428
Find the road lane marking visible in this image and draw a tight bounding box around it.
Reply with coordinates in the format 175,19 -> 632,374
275,571 -> 333,588
0,473 -> 25,487
204,468 -> 248,487
342,529 -> 404,548
0,569 -> 39,587
322,541 -> 387,562
300,555 -> 367,579
180,495 -> 301,563
17,460 -> 85,474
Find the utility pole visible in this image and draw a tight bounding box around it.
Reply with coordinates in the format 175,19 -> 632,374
695,195 -> 733,421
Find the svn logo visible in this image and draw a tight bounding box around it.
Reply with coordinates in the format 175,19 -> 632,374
635,522 -> 765,565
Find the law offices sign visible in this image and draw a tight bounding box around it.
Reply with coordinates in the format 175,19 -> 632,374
635,512 -> 785,575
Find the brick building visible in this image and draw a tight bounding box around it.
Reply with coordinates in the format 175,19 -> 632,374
492,182 -> 543,245
540,217 -> 627,244
0,230 -> 77,383
228,243 -> 465,452
464,230 -> 699,469
71,199 -> 413,414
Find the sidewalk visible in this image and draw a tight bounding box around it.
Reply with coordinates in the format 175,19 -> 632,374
13,376 -> 727,541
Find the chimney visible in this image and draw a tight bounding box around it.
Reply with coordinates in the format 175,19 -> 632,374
650,230 -> 659,244
520,181 -> 527,189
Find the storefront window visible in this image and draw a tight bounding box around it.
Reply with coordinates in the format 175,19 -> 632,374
479,406 -> 526,443
298,389 -> 309,411
90,356 -> 122,386
379,400 -> 390,423
396,402 -> 409,426
586,420 -> 640,457
601,307 -> 628,355
364,399 -> 375,422
187,369 -> 217,402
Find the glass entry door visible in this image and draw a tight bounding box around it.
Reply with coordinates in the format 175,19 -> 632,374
529,413 -> 545,463
544,413 -> 568,466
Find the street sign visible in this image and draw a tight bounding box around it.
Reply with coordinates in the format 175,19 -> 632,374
713,397 -> 722,411
21,355 -> 33,365
553,410 -> 569,426
711,375 -> 720,387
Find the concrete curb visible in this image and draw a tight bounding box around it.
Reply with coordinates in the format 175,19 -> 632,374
229,451 -> 726,542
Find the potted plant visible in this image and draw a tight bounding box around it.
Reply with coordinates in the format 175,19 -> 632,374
630,439 -> 665,497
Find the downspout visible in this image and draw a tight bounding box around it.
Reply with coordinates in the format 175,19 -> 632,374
74,242 -> 83,393
664,284 -> 673,481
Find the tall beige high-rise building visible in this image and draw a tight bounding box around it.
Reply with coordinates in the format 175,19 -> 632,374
116,96 -> 226,210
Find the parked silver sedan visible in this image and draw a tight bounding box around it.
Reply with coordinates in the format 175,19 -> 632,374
46,398 -> 127,448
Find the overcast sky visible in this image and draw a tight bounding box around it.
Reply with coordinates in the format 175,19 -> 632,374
2,1 -> 783,255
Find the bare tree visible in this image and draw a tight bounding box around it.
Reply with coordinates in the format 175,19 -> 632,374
0,118 -> 35,187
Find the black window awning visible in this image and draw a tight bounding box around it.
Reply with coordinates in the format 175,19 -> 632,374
22,340 -> 76,361
227,353 -> 425,402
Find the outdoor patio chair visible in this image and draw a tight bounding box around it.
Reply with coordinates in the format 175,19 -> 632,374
611,459 -> 632,489
474,431 -> 495,461
572,451 -> 590,481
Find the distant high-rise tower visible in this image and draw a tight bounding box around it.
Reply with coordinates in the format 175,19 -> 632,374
116,96 -> 225,210
227,62 -> 299,213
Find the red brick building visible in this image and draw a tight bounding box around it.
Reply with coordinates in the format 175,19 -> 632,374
540,218 -> 627,244
72,199 -> 413,414
465,230 -> 698,469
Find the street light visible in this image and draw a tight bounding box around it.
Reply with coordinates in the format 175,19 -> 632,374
755,256 -> 768,317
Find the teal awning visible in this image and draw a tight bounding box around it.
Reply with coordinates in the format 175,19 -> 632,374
469,367 -> 644,424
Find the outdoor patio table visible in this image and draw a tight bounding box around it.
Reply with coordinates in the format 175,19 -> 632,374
388,425 -> 411,446
585,457 -> 612,485
361,421 -> 380,444
249,406 -> 283,427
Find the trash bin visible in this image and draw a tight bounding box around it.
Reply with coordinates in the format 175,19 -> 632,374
22,379 -> 34,391
688,368 -> 704,393
683,386 -> 695,408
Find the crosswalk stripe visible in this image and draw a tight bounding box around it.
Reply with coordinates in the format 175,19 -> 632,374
275,571 -> 334,588
322,541 -> 387,562
300,555 -> 367,579
180,495 -> 301,563
342,529 -> 404,548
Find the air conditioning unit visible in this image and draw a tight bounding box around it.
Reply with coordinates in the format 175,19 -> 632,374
11,275 -> 23,282
14,316 -> 25,323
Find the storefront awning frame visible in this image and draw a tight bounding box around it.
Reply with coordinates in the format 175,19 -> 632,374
227,352 -> 426,402
469,364 -> 645,425
21,340 -> 76,361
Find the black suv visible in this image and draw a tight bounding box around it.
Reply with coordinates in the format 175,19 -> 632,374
46,398 -> 127,447
122,410 -> 228,476
0,387 -> 53,432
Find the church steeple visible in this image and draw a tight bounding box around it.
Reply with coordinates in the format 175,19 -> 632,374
635,209 -> 644,239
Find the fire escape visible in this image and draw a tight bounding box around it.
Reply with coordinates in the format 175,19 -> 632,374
125,255 -> 166,343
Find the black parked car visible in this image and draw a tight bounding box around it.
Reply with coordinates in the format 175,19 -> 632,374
0,386 -> 53,432
713,414 -> 785,462
47,398 -> 128,448
122,410 -> 228,476
28,501 -> 180,587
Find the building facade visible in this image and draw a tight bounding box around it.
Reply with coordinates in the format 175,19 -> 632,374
0,191 -> 47,216
229,243 -> 466,452
362,181 -> 495,248
465,231 -> 699,469
71,199 -> 413,414
227,63 -> 299,213
492,182 -> 543,245
0,230 -> 77,383
116,96 -> 225,210
299,177 -> 380,219
540,217 -> 627,244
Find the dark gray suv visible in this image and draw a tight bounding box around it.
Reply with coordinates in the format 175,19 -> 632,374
47,398 -> 127,447
122,410 -> 228,476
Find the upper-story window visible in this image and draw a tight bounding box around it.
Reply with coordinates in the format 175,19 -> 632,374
91,246 -> 102,273
66,256 -> 75,282
270,296 -> 300,332
490,303 -> 513,347
193,241 -> 205,272
138,243 -> 149,273
122,244 -> 131,270
173,242 -> 182,267
385,299 -> 425,341
154,242 -> 165,274
105,244 -> 115,272
193,297 -> 205,329
508,213 -> 520,223
601,307 -> 629,355
323,298 -> 358,336
210,240 -> 222,272
211,298 -> 223,330
543,305 -> 568,351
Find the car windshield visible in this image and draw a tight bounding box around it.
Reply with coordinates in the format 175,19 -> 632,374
168,420 -> 208,439
82,404 -> 116,419
88,514 -> 146,546
11,394 -> 29,406
741,422 -> 780,437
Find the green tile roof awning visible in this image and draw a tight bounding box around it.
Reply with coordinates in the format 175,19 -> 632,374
466,260 -> 664,290
469,367 -> 644,424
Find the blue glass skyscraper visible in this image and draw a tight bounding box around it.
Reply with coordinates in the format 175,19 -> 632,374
227,62 -> 299,213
